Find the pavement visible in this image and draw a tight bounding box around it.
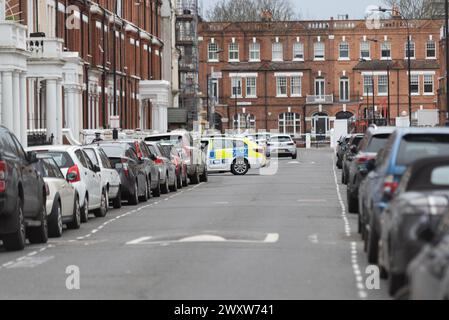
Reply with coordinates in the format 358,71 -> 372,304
0,148 -> 390,300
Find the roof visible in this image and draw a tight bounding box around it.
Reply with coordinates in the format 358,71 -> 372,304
353,59 -> 440,71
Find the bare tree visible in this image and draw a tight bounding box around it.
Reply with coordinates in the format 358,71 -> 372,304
206,0 -> 299,22
382,0 -> 442,19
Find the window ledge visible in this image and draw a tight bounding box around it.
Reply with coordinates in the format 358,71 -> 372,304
338,58 -> 350,61
426,57 -> 437,60
208,59 -> 219,63
314,58 -> 325,61
377,93 -> 388,97
423,93 -> 434,96
293,58 -> 304,62
291,94 -> 302,98
381,57 -> 392,60
272,59 -> 284,62
276,95 -> 288,98
229,60 -> 240,63
246,96 -> 258,99
360,57 -> 371,60
249,60 -> 261,63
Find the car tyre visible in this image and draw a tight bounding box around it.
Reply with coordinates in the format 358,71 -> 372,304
199,167 -> 208,182
153,174 -> 161,197
2,196 -> 26,251
177,173 -> 183,189
347,188 -> 359,214
182,171 -> 189,187
27,200 -> 48,244
128,182 -> 139,205
139,180 -> 149,202
367,222 -> 379,264
112,187 -> 122,209
169,175 -> 178,192
67,196 -> 81,230
292,153 -> 297,160
161,174 -> 170,194
231,159 -> 249,176
190,167 -> 200,184
80,196 -> 89,223
48,200 -> 63,238
94,189 -> 108,217
389,273 -> 405,297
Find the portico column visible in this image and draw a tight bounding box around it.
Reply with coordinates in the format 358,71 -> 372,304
1,71 -> 13,130
20,73 -> 27,147
152,104 -> 159,131
13,72 -> 20,141
46,79 -> 57,143
56,80 -> 63,144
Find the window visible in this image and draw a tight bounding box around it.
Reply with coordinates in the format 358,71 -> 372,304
411,74 -> 419,95
378,75 -> 388,95
314,42 -> 325,60
233,114 -> 256,129
246,77 -> 257,98
293,43 -> 304,60
291,77 -> 302,96
339,77 -> 349,101
339,41 -> 349,59
84,149 -> 99,166
426,41 -> 436,59
231,77 -> 242,97
424,74 -> 434,94
208,42 -> 219,61
381,41 -> 391,59
363,75 -> 373,95
249,42 -> 260,61
279,113 -> 301,135
360,41 -> 370,59
405,41 -> 415,59
229,42 -> 239,61
276,76 -> 287,97
272,42 -> 283,61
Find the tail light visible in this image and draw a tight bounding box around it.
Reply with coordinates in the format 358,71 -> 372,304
0,160 -> 6,193
155,157 -> 164,165
121,158 -> 129,177
67,165 -> 81,183
383,175 -> 399,197
356,155 -> 375,165
45,182 -> 50,196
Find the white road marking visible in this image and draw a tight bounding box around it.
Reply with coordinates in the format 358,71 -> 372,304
297,199 -> 327,203
126,236 -> 153,245
264,233 -> 280,243
308,234 -> 319,244
5,256 -> 54,269
179,235 -> 226,242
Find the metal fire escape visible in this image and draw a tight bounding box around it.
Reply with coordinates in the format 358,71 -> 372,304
175,0 -> 200,130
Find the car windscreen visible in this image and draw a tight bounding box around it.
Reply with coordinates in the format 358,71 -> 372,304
365,134 -> 391,153
145,135 -> 182,148
270,136 -> 292,143
35,151 -> 74,169
352,136 -> 364,146
100,145 -> 126,158
35,158 -> 63,178
396,134 -> 449,166
147,144 -> 162,157
160,145 -> 172,158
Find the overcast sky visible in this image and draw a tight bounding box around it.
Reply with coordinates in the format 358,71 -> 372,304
201,0 -> 385,20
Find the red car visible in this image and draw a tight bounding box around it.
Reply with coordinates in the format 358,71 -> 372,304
160,143 -> 188,188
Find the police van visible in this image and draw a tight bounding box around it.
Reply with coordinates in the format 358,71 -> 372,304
203,137 -> 268,175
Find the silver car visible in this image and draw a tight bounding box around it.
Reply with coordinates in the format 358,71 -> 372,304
146,142 -> 178,193
267,135 -> 298,159
35,157 -> 81,237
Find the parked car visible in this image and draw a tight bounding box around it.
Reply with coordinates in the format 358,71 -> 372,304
362,128 -> 449,267
267,135 -> 297,159
204,137 -> 267,175
336,135 -> 352,169
408,209 -> 449,300
378,157 -> 449,296
35,157 -> 81,237
0,126 -> 47,251
146,142 -> 178,193
98,141 -> 154,204
144,131 -> 207,184
341,133 -> 365,185
28,145 -> 105,222
346,126 -> 395,212
83,145 -> 122,209
160,143 -> 187,189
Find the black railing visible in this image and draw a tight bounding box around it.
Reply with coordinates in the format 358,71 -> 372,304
27,130 -> 54,146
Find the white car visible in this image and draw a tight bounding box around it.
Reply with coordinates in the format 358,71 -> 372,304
83,145 -> 122,209
267,135 -> 298,159
34,157 -> 81,237
27,145 -> 106,222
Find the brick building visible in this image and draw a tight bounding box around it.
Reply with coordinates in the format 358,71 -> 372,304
198,16 -> 445,135
1,0 -> 168,146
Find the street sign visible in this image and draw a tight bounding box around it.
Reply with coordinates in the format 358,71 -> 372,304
211,72 -> 222,79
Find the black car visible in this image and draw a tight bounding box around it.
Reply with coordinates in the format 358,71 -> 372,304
378,157 -> 449,296
346,126 -> 396,213
98,141 -> 152,205
341,134 -> 364,184
407,209 -> 449,300
0,126 -> 47,251
336,135 -> 352,169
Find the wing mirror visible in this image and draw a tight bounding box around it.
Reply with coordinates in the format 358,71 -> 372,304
349,145 -> 358,154
93,164 -> 101,173
27,151 -> 38,164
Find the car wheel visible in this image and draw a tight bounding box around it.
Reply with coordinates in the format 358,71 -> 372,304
94,189 -> 108,218
2,196 -> 26,251
48,200 -> 63,238
347,188 -> 359,214
27,200 -> 48,244
231,159 -> 249,176
182,171 -> 188,187
367,221 -> 379,264
112,187 -> 122,209
189,167 -> 200,184
80,196 -> 89,223
152,174 -> 161,197
170,174 -> 178,192
177,173 -> 183,189
292,153 -> 297,160
128,182 -> 139,205
161,174 -> 169,194
199,166 -> 208,182
389,272 -> 406,297
67,196 -> 81,230
139,180 -> 149,202
341,170 -> 346,184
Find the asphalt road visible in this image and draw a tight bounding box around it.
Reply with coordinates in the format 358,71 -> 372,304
0,148 -> 390,300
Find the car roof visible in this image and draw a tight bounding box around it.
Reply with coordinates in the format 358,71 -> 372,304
366,126 -> 397,135
394,127 -> 449,135
27,145 -> 79,152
